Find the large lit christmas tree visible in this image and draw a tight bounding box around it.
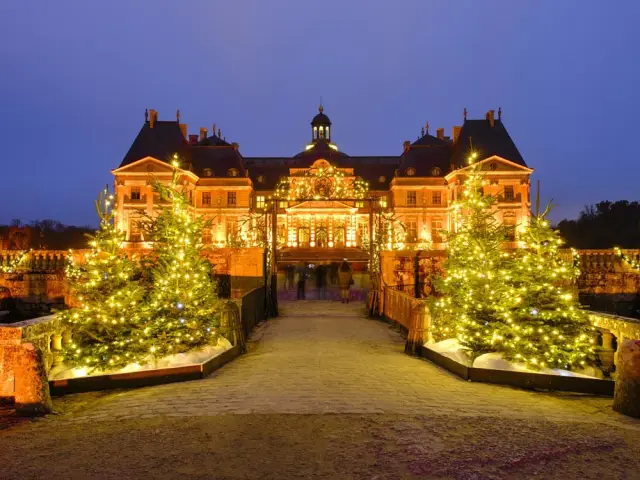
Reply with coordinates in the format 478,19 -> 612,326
501,206 -> 595,370
141,164 -> 220,359
432,159 -> 512,357
59,190 -> 145,370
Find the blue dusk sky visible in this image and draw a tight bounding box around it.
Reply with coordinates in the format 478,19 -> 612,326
0,1 -> 638,226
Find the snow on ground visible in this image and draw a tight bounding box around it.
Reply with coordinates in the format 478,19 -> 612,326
425,338 -> 599,378
49,337 -> 233,380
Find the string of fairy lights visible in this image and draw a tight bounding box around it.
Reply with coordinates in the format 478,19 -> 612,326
432,152 -> 594,370
614,246 -> 640,271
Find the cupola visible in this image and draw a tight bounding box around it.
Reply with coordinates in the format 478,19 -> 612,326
311,104 -> 331,142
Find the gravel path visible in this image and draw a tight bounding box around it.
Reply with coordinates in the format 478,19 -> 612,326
1,300 -> 639,479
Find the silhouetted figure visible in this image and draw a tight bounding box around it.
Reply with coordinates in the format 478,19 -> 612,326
296,263 -> 307,300
315,265 -> 327,300
338,260 -> 353,303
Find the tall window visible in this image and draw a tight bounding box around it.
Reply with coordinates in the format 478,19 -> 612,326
129,220 -> 141,242
256,195 -> 265,209
226,218 -> 238,239
407,219 -> 417,242
279,200 -> 288,209
431,191 -> 442,205
131,186 -> 141,200
504,213 -> 517,241
379,196 -> 387,208
504,185 -> 514,201
407,191 -> 417,206
355,200 -> 364,208
202,192 -> 211,206
202,228 -> 212,245
227,191 -> 236,206
431,218 -> 443,243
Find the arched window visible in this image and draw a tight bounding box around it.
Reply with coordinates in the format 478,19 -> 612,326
228,168 -> 239,177
203,168 -> 213,177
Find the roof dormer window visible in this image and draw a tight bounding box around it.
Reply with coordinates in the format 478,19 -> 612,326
203,168 -> 213,177
228,168 -> 239,177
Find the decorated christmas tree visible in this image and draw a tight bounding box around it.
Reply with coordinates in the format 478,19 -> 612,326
432,163 -> 512,357
141,165 -> 220,359
59,190 -> 145,371
501,206 -> 595,370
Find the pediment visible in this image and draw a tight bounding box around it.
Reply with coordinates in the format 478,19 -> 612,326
112,157 -> 176,174
445,156 -> 533,180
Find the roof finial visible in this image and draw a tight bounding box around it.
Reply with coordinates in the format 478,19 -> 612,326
144,108 -> 149,122
319,100 -> 324,114
498,107 -> 502,120
218,128 -> 221,137
213,123 -> 216,136
463,107 -> 468,120
176,109 -> 180,122
425,122 -> 429,134
421,126 -> 425,137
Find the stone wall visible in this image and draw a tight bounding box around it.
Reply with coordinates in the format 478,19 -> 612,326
380,249 -> 640,298
0,247 -> 266,311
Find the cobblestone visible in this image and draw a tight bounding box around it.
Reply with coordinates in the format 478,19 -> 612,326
36,300 -> 638,428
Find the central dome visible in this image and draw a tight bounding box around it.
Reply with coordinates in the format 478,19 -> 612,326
311,104 -> 332,127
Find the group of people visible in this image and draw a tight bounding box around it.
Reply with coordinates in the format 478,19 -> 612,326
285,260 -> 353,303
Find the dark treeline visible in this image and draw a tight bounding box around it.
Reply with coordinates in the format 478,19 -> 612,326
0,219 -> 94,250
556,201 -> 640,249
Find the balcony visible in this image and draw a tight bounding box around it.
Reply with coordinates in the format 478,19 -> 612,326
123,195 -> 147,205
497,193 -> 522,203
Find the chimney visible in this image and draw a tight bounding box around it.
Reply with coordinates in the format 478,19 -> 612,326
486,110 -> 495,128
199,128 -> 208,141
179,123 -> 187,139
452,126 -> 462,143
149,109 -> 158,128
403,140 -> 411,153
436,128 -> 445,140
189,134 -> 198,145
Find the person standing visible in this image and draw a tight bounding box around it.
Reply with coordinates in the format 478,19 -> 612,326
296,263 -> 307,300
315,265 -> 327,300
338,259 -> 353,303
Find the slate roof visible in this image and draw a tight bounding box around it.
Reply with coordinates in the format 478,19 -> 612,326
196,134 -> 230,147
190,147 -> 246,179
119,121 -> 189,168
450,118 -> 526,168
117,114 -> 527,187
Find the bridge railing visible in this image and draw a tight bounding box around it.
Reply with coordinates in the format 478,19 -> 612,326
590,312 -> 640,378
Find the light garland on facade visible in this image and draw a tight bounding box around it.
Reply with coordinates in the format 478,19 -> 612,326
0,249 -> 30,273
614,246 -> 640,271
272,164 -> 369,202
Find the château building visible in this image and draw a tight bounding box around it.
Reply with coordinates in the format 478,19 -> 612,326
113,106 -> 532,261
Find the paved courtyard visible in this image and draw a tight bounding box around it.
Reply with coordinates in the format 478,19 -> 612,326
1,301 -> 640,479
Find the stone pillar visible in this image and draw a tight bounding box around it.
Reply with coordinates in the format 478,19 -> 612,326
597,329 -> 615,377
14,343 -> 52,416
405,301 -> 431,355
613,339 -> 640,418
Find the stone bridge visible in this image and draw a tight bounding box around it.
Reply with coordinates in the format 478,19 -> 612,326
1,300 -> 639,478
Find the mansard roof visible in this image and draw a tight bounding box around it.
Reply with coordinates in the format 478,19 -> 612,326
190,146 -> 246,178
451,118 -> 526,168
120,120 -> 189,168
117,111 -> 527,185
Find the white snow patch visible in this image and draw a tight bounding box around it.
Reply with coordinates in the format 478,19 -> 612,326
425,338 -> 472,366
473,352 -> 598,378
424,338 -> 600,379
49,336 -> 233,380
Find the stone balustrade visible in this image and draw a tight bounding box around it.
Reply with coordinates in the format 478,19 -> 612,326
590,312 -> 640,378
0,314 -> 68,414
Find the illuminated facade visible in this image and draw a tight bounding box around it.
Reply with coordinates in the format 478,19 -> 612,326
113,107 -> 532,255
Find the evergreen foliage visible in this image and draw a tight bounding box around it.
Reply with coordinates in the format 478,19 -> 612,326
141,168 -> 220,359
59,190 -> 144,370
